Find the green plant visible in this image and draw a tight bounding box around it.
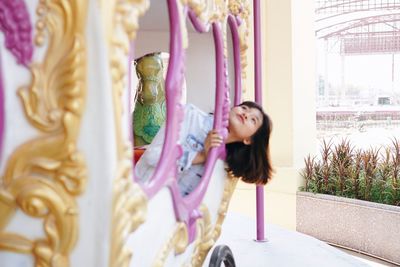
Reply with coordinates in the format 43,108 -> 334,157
301,155 -> 315,192
330,139 -> 353,196
320,139 -> 333,194
348,149 -> 362,199
300,138 -> 400,206
360,148 -> 379,201
389,138 -> 400,205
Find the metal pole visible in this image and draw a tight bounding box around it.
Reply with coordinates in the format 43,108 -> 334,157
253,0 -> 266,242
0,51 -> 4,163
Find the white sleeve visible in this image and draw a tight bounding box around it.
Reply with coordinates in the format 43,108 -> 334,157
176,105 -> 205,172
177,146 -> 198,172
137,104 -> 206,173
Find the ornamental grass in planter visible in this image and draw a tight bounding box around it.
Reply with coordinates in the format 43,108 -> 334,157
300,138 -> 400,206
297,138 -> 400,264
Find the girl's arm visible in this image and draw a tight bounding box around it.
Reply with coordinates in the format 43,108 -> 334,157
191,130 -> 223,165
192,151 -> 206,164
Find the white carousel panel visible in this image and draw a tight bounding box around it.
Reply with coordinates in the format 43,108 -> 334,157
126,188 -> 212,266
70,1 -> 117,266
4,210 -> 44,240
164,240 -> 196,267
0,42 -> 36,175
0,252 -> 33,267
126,187 -> 176,267
202,160 -> 227,225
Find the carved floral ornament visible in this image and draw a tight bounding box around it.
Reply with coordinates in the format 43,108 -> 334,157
0,0 -> 88,266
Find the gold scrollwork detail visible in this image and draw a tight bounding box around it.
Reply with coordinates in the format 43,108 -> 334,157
153,222 -> 189,267
183,0 -> 250,92
107,1 -> 149,267
184,172 -> 238,267
35,1 -> 48,46
110,173 -> 148,267
0,1 -> 88,266
181,204 -> 212,267
186,0 -> 228,24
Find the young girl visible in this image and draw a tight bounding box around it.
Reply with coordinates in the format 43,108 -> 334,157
135,101 -> 272,196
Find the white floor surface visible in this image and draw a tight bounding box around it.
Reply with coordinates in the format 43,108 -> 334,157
204,212 -> 375,267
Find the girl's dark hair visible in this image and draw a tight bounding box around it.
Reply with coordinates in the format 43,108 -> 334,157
225,101 -> 273,185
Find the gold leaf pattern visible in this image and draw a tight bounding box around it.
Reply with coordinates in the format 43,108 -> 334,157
0,1 -> 88,266
186,0 -> 228,23
153,222 -> 189,267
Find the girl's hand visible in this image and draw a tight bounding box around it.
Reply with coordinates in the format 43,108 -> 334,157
204,130 -> 223,157
192,130 -> 223,165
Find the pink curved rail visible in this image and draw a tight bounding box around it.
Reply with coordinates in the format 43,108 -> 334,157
133,0 -> 245,242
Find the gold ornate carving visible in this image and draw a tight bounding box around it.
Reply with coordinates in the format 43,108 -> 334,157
183,0 -> 250,92
184,172 -> 239,267
181,204 -> 212,267
110,176 -> 147,267
107,1 -> 150,267
0,1 -> 88,266
35,1 -> 48,46
186,0 -> 228,24
153,222 -> 189,267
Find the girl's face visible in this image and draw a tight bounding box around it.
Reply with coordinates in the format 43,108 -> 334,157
227,105 -> 263,144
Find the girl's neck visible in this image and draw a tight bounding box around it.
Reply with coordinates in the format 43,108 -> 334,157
225,132 -> 240,144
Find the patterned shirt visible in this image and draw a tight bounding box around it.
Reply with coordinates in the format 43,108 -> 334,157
135,104 -> 213,196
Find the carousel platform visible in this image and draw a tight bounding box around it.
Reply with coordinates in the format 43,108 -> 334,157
205,212 -> 378,267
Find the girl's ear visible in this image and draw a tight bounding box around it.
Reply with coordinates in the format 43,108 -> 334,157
243,138 -> 252,145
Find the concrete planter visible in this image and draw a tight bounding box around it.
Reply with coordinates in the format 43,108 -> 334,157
296,191 -> 400,265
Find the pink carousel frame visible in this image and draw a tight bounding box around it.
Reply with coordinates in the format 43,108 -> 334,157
131,0 -> 265,244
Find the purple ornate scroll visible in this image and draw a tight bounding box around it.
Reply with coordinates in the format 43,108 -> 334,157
180,20 -> 230,242
134,0 -> 240,243
134,0 -> 230,243
134,0 -> 185,199
0,0 -> 33,162
188,9 -> 209,33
